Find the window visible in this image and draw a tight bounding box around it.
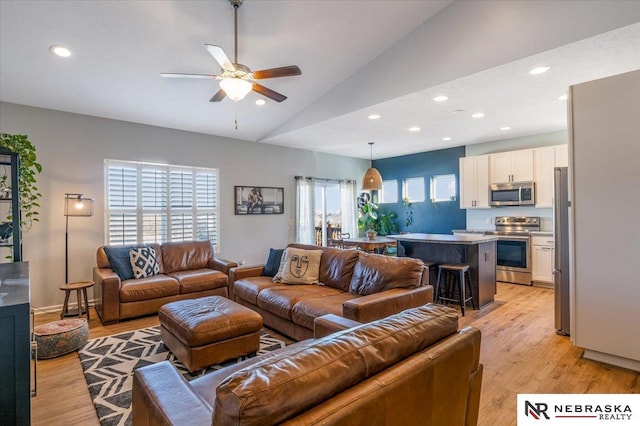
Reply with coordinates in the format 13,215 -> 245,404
315,182 -> 341,246
403,177 -> 425,202
430,174 -> 456,202
105,159 -> 219,251
380,180 -> 398,204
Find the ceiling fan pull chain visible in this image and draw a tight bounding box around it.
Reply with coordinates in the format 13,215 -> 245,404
235,103 -> 238,130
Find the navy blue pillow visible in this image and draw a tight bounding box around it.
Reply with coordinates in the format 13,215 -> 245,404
104,245 -> 135,281
262,248 -> 284,277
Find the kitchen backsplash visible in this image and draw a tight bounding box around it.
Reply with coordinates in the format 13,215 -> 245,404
466,207 -> 553,231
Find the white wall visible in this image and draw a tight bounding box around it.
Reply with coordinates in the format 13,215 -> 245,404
0,102 -> 368,311
464,130 -> 567,231
570,70 -> 640,370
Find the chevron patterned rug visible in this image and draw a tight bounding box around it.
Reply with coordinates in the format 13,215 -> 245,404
78,326 -> 286,426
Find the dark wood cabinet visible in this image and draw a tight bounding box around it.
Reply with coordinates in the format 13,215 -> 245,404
0,262 -> 31,425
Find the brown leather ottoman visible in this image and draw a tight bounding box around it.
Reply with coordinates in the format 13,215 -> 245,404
159,296 -> 263,372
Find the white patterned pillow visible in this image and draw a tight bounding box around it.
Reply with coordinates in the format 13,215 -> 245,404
129,247 -> 160,279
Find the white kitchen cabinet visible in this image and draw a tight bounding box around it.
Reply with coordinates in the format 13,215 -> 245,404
532,235 -> 554,285
489,149 -> 534,183
459,155 -> 489,208
534,144 -> 569,207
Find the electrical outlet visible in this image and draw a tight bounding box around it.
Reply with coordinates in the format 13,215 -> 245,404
239,259 -> 245,266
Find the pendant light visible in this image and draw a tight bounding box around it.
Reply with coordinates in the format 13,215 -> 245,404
361,142 -> 383,191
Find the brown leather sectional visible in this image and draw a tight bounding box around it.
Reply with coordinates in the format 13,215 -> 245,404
93,240 -> 237,324
132,304 -> 483,425
230,244 -> 434,340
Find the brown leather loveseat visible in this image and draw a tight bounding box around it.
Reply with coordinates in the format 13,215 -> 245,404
93,240 -> 237,324
230,243 -> 434,340
132,304 -> 483,425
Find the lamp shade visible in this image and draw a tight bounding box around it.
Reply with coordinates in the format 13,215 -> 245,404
361,167 -> 383,191
64,194 -> 94,217
220,78 -> 253,102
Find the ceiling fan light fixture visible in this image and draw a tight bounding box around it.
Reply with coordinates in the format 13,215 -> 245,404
220,78 -> 253,102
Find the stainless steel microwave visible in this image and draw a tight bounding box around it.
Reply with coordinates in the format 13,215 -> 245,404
490,181 -> 535,206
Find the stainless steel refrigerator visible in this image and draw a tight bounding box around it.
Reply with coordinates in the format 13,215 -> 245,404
554,166 -> 570,336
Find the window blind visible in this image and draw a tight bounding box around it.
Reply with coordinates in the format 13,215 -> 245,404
105,160 -> 219,251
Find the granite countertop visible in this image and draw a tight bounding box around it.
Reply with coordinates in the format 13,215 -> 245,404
451,229 -> 491,234
387,233 -> 498,245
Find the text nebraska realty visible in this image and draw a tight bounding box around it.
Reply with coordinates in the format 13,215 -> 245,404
527,402 -> 632,420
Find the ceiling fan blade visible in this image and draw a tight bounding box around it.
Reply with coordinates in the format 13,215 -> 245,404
160,73 -> 219,79
210,89 -> 227,102
253,83 -> 287,102
205,44 -> 235,72
252,65 -> 302,80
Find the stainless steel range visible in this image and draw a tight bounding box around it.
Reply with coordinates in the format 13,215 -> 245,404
486,216 -> 540,285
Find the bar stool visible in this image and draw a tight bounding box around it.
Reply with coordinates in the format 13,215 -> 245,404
435,264 -> 476,316
422,261 -> 438,285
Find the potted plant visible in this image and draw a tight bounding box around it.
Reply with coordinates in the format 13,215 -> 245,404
403,197 -> 414,229
0,133 -> 43,232
358,200 -> 399,239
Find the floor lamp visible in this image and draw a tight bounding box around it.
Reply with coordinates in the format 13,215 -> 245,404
64,193 -> 94,284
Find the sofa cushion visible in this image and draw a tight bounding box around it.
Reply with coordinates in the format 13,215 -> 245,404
262,248 -> 284,277
257,286 -> 342,320
212,304 -> 459,425
349,254 -> 424,296
274,247 -> 322,285
167,269 -> 227,294
233,276 -> 286,305
119,275 -> 180,302
161,240 -> 212,273
291,293 -> 358,330
318,247 -> 360,291
103,246 -> 135,281
130,247 -> 160,279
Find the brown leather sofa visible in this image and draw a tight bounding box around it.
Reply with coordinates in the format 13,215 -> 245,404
93,240 -> 237,324
229,244 -> 434,340
132,304 -> 483,425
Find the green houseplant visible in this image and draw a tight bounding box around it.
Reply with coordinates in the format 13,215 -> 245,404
358,200 -> 399,237
0,133 -> 43,231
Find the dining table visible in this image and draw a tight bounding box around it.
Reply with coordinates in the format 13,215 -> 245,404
341,236 -> 397,253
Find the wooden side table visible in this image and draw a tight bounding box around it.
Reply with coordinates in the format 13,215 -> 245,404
58,281 -> 94,320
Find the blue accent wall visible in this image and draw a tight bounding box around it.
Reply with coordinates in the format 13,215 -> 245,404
372,146 -> 466,234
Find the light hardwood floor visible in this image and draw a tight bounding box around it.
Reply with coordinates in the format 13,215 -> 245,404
32,283 -> 639,425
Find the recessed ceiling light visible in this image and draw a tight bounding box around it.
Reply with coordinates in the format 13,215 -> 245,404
408,126 -> 421,132
558,94 -> 568,101
471,112 -> 484,119
255,99 -> 266,106
433,95 -> 448,102
442,137 -> 452,141
500,126 -> 512,131
50,45 -> 71,58
368,114 -> 381,120
529,66 -> 551,75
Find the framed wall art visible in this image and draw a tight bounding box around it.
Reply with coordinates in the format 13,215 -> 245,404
234,186 -> 284,215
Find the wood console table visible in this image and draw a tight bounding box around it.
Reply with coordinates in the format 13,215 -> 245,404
342,236 -> 397,253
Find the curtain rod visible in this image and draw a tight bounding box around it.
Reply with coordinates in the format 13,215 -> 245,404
295,176 -> 355,184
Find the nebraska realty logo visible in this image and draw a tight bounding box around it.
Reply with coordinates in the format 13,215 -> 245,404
518,394 -> 639,425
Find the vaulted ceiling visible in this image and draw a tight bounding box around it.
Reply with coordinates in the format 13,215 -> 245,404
1,1 -> 639,159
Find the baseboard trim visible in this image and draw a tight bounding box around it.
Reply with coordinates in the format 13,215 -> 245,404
583,349 -> 640,372
32,299 -> 96,316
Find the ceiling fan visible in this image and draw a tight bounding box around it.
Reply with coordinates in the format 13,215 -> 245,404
161,0 -> 301,103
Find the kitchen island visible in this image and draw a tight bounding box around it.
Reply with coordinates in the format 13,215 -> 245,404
387,233 -> 497,309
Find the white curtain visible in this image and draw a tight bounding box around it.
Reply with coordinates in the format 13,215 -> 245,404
295,176 -> 315,244
340,179 -> 358,238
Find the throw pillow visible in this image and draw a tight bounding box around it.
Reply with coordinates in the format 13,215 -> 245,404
103,246 -> 135,281
273,247 -> 322,285
262,248 -> 285,277
129,247 -> 160,279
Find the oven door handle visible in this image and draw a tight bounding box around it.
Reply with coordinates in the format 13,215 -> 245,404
496,235 -> 530,241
